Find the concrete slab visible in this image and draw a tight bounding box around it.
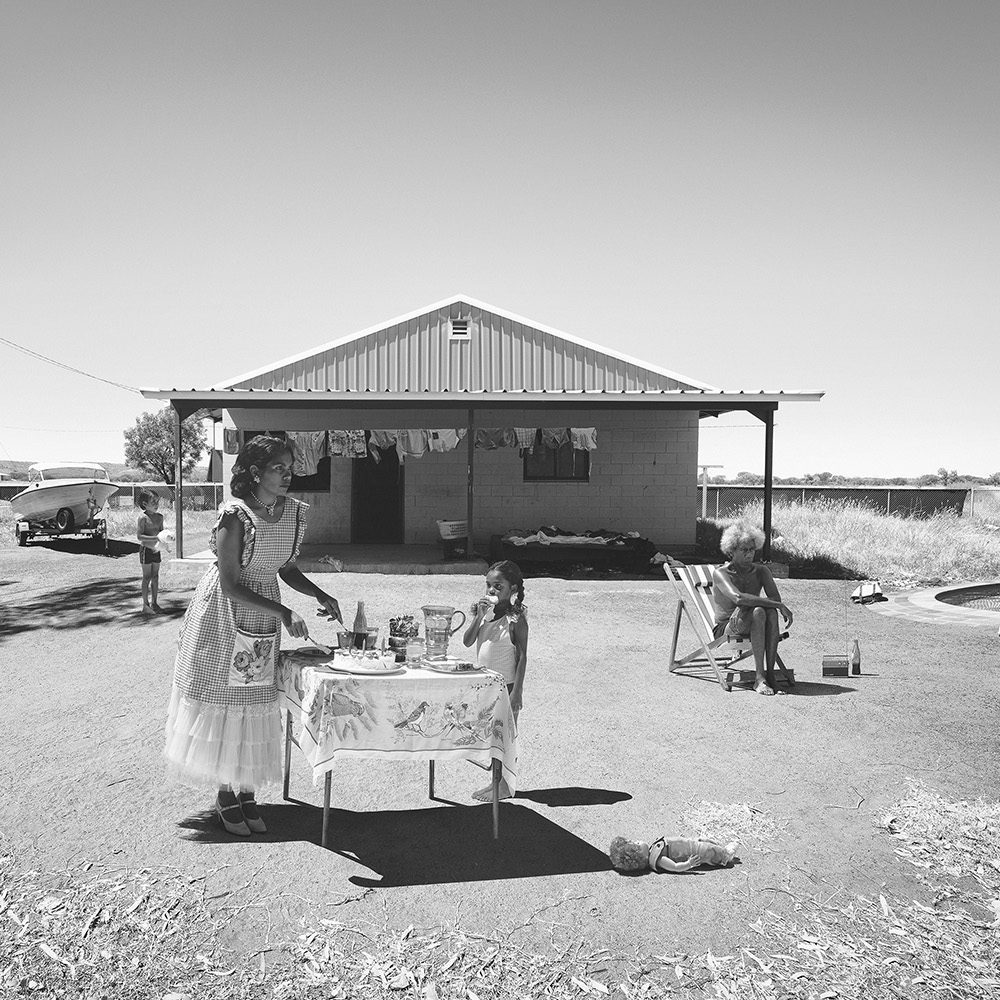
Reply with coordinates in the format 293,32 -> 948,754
172,544 -> 488,576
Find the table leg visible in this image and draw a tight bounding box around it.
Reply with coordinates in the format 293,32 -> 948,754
321,772 -> 331,848
428,760 -> 435,799
492,758 -> 500,839
282,711 -> 292,801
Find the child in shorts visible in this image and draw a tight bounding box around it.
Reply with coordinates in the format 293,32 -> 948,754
136,488 -> 165,613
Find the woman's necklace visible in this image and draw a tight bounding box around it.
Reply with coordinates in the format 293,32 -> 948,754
250,490 -> 277,516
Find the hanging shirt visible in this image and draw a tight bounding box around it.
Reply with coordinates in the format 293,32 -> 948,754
569,427 -> 598,451
541,427 -> 569,450
286,431 -> 327,476
513,427 -> 537,451
395,429 -> 430,462
223,428 -> 242,455
475,429 -> 508,450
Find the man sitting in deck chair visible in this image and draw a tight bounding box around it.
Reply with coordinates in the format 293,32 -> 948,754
712,522 -> 793,697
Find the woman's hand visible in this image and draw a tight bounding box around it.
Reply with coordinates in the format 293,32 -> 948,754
509,686 -> 522,717
281,607 -> 309,639
315,594 -> 343,625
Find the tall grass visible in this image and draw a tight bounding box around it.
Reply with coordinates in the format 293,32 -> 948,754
710,499 -> 1000,588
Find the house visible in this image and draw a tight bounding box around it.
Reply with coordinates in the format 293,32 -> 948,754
141,295 -> 822,558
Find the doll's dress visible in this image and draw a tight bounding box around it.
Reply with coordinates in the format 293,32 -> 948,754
648,836 -> 735,869
164,497 -> 306,789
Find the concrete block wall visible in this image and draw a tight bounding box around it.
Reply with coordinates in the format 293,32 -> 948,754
223,407 -> 699,548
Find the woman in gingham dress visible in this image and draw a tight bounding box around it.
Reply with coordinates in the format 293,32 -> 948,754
165,435 -> 343,836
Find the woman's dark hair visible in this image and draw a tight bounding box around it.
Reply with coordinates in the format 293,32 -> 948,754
489,559 -> 526,611
135,487 -> 159,509
231,435 -> 293,499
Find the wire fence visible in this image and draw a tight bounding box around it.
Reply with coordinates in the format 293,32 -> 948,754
699,486 -> 978,519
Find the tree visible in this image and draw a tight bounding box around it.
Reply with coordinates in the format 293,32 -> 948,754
916,473 -> 940,487
936,467 -> 959,486
986,472 -> 1000,486
735,471 -> 765,485
124,407 -> 207,486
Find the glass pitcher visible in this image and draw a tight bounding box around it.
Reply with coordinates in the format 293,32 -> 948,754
421,604 -> 467,661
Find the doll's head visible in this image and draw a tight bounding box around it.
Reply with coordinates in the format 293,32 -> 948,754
609,836 -> 651,872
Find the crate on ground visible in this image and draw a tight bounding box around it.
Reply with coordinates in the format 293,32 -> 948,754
435,519 -> 469,560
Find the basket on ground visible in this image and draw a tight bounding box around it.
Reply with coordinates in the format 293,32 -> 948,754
436,519 -> 468,540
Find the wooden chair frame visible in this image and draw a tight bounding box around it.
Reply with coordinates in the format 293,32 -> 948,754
666,563 -> 793,692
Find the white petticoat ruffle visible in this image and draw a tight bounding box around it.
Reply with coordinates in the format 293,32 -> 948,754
164,685 -> 283,790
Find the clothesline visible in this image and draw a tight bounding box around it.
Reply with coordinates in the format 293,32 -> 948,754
223,427 -> 598,475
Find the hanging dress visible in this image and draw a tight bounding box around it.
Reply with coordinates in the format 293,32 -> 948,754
164,496 -> 307,789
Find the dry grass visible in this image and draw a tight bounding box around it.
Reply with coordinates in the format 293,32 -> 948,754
5,785 -> 998,998
681,801 -> 789,856
721,500 -> 1000,589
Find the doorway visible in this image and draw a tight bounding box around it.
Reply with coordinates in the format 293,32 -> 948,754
351,445 -> 404,543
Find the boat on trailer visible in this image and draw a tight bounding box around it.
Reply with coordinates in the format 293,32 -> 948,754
11,463 -> 118,548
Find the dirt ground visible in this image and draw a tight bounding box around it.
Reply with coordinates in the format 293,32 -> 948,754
2,538 -> 998,972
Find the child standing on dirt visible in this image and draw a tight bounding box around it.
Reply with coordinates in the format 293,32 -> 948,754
136,488 -> 165,614
463,559 -> 528,801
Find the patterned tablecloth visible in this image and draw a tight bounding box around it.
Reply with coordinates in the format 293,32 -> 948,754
277,650 -> 518,793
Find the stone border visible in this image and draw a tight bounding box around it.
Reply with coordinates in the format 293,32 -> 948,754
868,579 -> 1000,629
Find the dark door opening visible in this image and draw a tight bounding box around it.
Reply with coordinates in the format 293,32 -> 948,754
351,446 -> 404,543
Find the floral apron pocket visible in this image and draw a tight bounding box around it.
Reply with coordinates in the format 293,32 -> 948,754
228,630 -> 277,686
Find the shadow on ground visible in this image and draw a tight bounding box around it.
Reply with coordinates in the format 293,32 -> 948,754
29,538 -> 140,559
514,786 -> 632,807
178,802 -> 613,887
0,577 -> 139,640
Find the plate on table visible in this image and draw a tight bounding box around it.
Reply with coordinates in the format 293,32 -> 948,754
422,656 -> 482,674
326,654 -> 406,676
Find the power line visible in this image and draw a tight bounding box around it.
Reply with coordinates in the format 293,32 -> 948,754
0,336 -> 141,394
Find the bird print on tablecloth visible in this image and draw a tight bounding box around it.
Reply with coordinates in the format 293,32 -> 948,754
394,701 -> 429,734
437,701 -> 475,740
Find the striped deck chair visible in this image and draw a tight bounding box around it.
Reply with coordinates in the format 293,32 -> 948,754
665,564 -> 793,692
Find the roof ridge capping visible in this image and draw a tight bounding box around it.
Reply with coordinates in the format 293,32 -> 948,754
210,294 -> 720,392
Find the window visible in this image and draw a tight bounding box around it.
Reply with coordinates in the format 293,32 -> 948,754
523,432 -> 590,482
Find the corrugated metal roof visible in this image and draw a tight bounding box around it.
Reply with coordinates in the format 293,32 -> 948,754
213,295 -> 720,394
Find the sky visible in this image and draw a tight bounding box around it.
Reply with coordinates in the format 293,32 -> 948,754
1,1 -> 997,478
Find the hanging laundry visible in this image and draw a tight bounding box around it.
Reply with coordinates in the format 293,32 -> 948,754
286,431 -> 328,476
328,431 -> 350,457
223,428 -> 242,455
348,429 -> 367,458
569,427 -> 598,451
474,428 -> 508,450
366,429 -> 398,465
513,427 -> 537,451
541,427 -> 570,450
427,429 -> 467,453
396,429 -> 430,462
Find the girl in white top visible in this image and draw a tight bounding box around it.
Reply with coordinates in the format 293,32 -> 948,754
463,560 -> 528,801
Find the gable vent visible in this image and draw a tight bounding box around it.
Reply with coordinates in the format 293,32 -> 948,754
449,319 -> 470,339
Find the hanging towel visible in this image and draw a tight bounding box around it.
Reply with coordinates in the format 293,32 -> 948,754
395,429 -> 430,462
569,427 -> 598,451
348,429 -> 367,458
427,429 -> 466,452
286,431 -> 327,476
541,427 -> 569,450
328,431 -> 350,457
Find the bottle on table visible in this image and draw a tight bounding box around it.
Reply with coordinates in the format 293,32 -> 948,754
353,601 -> 368,648
850,638 -> 862,675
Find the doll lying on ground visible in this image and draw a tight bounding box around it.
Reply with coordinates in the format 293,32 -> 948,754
609,835 -> 738,873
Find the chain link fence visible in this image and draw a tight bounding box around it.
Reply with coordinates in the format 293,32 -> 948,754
701,485 -> 972,519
